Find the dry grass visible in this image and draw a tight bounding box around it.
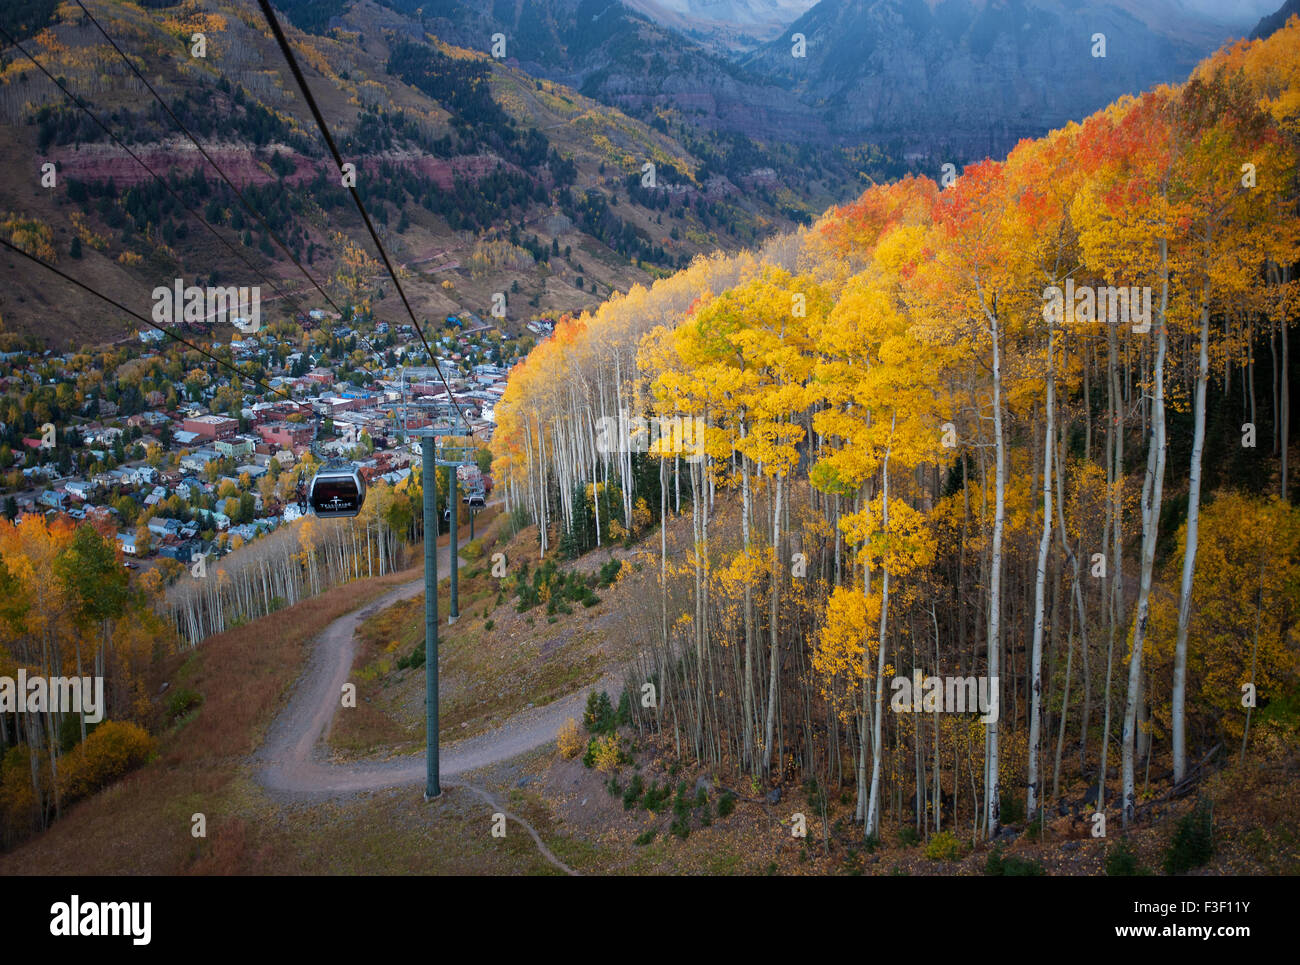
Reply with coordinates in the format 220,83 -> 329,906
329,512 -> 619,753
14,502 -> 1293,876
0,567 -> 420,874
0,512 -> 597,876
155,568 -> 424,763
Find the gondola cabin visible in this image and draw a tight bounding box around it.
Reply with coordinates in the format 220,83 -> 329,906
308,465 -> 366,518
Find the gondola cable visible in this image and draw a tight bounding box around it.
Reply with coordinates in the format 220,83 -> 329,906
257,0 -> 489,518
255,0 -> 478,443
2,235 -> 379,522
5,13 -> 479,519
0,235 -> 296,403
0,24 -> 320,324
70,0 -> 348,320
2,234 -> 453,523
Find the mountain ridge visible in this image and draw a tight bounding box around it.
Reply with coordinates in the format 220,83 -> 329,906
741,0 -> 1236,159
0,0 -> 856,346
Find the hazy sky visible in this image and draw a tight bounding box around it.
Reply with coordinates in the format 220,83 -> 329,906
1180,0 -> 1282,20
656,0 -> 1286,27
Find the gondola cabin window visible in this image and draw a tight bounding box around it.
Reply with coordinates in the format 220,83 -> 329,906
309,468 -> 366,518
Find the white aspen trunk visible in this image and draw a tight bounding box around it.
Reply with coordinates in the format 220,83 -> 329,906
660,454 -> 668,656
690,452 -> 705,753
614,354 -> 633,528
591,412 -> 602,548
762,471 -> 784,775
1172,263 -> 1211,784
1027,327 -> 1054,816
536,418 -> 549,556
523,419 -> 538,533
985,298 -> 1006,839
1052,424 -> 1087,800
853,490 -> 869,824
1095,317 -> 1125,807
675,454 -> 680,515
740,416 -> 756,770
865,422 -> 894,838
1122,237 -> 1170,827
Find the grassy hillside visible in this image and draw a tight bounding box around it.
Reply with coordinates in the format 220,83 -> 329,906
0,0 -> 871,347
4,496 -> 1296,876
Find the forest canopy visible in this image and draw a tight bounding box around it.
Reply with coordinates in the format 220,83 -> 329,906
491,17 -> 1300,841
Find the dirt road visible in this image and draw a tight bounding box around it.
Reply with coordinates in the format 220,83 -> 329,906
254,534 -> 621,799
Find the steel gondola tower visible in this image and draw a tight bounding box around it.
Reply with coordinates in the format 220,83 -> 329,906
423,439 -> 440,799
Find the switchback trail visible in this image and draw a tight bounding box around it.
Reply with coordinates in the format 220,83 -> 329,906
253,528 -> 621,872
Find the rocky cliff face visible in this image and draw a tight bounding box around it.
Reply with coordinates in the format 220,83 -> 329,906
49,141 -> 508,192
1253,0 -> 1300,39
741,0 -> 1230,160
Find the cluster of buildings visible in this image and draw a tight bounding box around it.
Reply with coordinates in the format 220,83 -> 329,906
3,319 -> 517,570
